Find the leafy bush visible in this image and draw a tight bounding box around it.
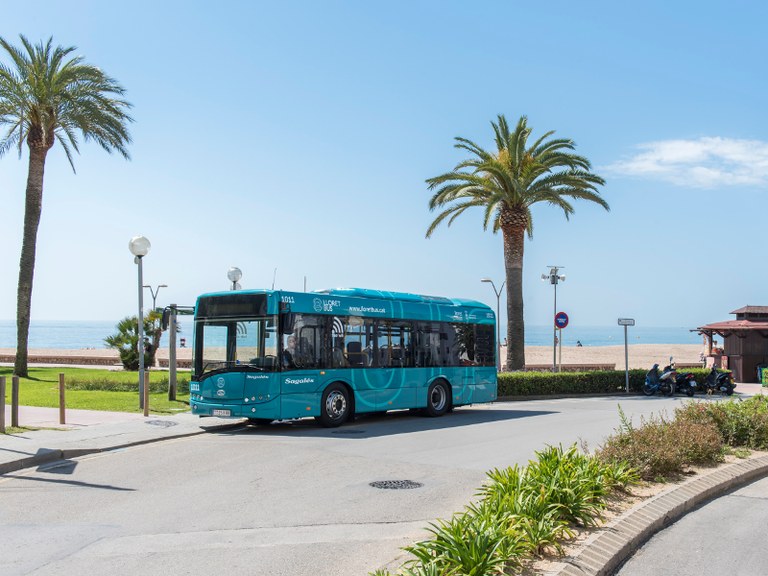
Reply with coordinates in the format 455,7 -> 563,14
403,509 -> 511,575
597,407 -> 723,481
376,445 -> 638,575
675,396 -> 768,449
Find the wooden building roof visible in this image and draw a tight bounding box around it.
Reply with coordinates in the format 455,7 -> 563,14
697,319 -> 768,333
697,304 -> 768,336
730,306 -> 768,315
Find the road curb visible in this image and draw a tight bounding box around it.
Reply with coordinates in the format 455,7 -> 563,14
553,454 -> 768,576
0,420 -> 245,475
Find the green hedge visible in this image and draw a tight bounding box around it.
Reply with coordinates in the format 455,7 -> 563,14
497,368 -> 710,397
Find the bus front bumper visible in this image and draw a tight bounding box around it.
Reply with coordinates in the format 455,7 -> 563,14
191,397 -> 280,420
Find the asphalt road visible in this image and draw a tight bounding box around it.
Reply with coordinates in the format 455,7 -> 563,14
616,475 -> 768,576
0,395 -> 701,576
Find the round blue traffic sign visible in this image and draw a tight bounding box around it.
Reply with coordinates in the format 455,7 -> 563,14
555,311 -> 569,329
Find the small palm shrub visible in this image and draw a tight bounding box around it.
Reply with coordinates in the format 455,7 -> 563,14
104,310 -> 163,370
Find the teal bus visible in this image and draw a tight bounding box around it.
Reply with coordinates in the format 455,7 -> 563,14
189,287 -> 497,427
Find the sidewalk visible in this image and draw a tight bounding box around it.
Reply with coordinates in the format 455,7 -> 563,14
0,405 -> 242,475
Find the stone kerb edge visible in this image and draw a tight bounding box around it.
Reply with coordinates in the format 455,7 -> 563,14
554,454 -> 768,576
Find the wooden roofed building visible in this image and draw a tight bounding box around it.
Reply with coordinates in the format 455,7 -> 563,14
697,306 -> 768,383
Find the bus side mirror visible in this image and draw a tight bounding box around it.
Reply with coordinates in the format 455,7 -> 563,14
161,307 -> 171,331
281,313 -> 296,334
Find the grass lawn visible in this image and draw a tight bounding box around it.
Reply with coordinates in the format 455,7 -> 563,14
0,366 -> 190,414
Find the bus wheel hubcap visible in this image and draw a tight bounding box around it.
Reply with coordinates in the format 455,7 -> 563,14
326,391 -> 346,419
431,386 -> 446,410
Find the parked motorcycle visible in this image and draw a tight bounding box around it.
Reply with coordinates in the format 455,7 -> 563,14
642,361 -> 676,396
702,366 -> 736,395
674,371 -> 697,397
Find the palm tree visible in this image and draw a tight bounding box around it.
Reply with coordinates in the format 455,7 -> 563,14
105,311 -> 163,371
0,35 -> 133,376
426,115 -> 608,371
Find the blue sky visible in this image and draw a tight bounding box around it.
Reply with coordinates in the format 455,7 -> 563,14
1,1 -> 766,334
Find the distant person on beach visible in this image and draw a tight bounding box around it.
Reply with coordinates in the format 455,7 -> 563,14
576,340 -> 583,347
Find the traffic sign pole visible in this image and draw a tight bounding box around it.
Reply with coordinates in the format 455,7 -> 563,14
618,318 -> 635,393
554,312 -> 569,373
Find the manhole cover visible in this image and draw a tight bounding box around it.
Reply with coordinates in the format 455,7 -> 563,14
369,480 -> 423,490
332,430 -> 365,435
144,420 -> 177,428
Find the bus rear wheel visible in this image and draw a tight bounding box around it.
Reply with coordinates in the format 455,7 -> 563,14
425,380 -> 450,417
317,383 -> 351,428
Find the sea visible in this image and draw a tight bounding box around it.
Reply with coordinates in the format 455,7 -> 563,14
0,320 -> 703,349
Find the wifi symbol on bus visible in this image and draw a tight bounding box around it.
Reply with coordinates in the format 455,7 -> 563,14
332,317 -> 344,337
236,322 -> 248,338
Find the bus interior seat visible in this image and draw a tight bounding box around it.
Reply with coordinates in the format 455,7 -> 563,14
347,341 -> 365,366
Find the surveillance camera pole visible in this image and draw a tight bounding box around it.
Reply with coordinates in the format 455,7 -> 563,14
543,266 -> 565,372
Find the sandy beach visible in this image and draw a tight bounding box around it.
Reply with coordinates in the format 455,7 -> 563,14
0,344 -> 702,370
516,344 -> 703,370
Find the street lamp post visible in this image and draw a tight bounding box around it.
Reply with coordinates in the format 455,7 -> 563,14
481,278 -> 505,372
542,266 -> 566,372
143,283 -> 168,311
129,235 -> 151,410
227,267 -> 242,290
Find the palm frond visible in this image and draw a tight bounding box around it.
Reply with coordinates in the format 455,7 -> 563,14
425,114 -> 608,247
0,34 -> 133,165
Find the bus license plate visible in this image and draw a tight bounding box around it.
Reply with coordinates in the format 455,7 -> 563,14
212,409 -> 231,417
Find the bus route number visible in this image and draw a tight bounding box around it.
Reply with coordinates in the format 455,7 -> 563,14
281,296 -> 295,304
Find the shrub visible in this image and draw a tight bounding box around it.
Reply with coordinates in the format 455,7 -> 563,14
65,375 -> 190,394
675,396 -> 768,449
403,509 -> 511,575
597,408 -> 723,481
497,368 -> 712,398
384,445 -> 638,576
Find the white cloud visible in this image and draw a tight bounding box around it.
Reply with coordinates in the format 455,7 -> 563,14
607,137 -> 768,188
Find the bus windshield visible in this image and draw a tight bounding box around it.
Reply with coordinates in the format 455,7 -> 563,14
194,316 -> 279,377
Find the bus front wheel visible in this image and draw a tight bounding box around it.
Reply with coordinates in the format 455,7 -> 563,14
425,380 -> 450,417
317,383 -> 351,428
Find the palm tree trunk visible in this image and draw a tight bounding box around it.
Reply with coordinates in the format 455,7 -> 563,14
15,147 -> 48,377
502,225 -> 526,370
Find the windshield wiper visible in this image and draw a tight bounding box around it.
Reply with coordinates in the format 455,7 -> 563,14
202,360 -> 269,375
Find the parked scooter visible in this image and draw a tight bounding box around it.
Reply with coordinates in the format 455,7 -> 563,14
674,371 -> 697,397
702,366 -> 736,396
642,360 -> 676,396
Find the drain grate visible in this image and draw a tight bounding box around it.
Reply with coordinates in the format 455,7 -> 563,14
145,420 -> 177,428
369,480 -> 423,490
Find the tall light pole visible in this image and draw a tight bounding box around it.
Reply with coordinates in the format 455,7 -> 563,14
481,278 -> 505,372
143,283 -> 167,311
542,266 -> 565,372
129,235 -> 151,409
227,267 -> 242,290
